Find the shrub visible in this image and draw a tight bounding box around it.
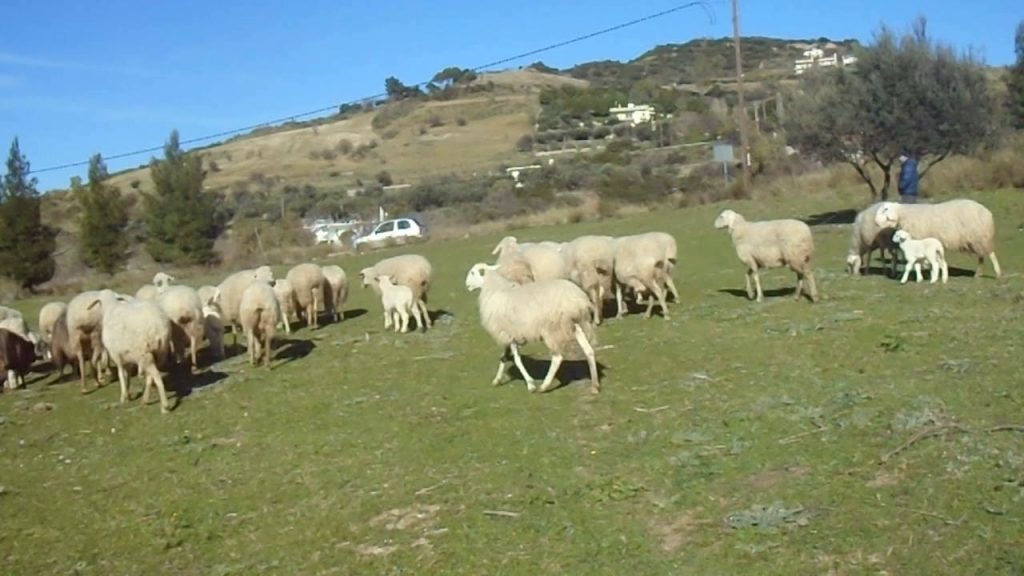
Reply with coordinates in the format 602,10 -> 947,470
516,134 -> 534,152
376,170 -> 394,186
456,117 -> 468,127
427,114 -> 444,128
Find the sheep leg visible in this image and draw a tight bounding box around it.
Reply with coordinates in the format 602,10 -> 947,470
492,347 -> 512,386
900,262 -> 912,284
574,324 -> 600,394
247,330 -> 257,366
929,257 -> 939,284
312,292 -> 319,329
914,262 -> 923,283
751,268 -> 764,302
654,283 -> 670,320
383,309 -> 392,330
5,369 -> 15,391
744,269 -> 755,300
144,361 -> 170,413
262,335 -> 272,369
189,334 -> 198,373
805,271 -> 819,302
665,276 -> 680,303
76,349 -> 89,393
397,308 -> 409,333
942,257 -> 950,284
988,252 -> 1002,278
419,298 -> 433,329
509,343 -> 537,391
282,313 -> 291,335
615,284 -> 626,318
537,354 -> 564,393
410,304 -> 424,333
117,364 -> 129,404
794,273 -> 804,301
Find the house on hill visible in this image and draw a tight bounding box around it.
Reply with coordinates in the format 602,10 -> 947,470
609,102 -> 656,126
793,46 -> 857,75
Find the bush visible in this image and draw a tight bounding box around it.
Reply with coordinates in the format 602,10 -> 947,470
376,170 -> 394,186
335,139 -> 353,155
427,114 -> 444,128
456,117 -> 468,127
516,134 -> 534,152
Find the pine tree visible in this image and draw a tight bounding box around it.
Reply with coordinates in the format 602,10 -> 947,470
1009,21 -> 1024,129
143,130 -> 220,265
75,154 -> 129,274
0,138 -> 56,291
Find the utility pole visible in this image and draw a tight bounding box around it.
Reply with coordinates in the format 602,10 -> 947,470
731,0 -> 752,192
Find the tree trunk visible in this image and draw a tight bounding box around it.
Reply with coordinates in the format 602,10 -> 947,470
879,166 -> 892,201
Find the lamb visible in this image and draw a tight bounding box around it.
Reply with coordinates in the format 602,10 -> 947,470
713,209 -> 819,303
66,289 -> 119,392
848,203 -> 900,277
612,234 -> 672,319
239,280 -> 281,368
38,301 -> 67,346
214,266 -> 275,346
491,236 -> 571,282
375,275 -> 422,333
891,229 -> 949,284
464,262 -> 600,394
286,263 -> 326,330
87,293 -> 173,413
202,302 -> 225,361
157,285 -> 206,371
321,265 -> 349,323
0,328 -> 37,391
359,254 -> 433,330
562,235 -> 616,324
874,199 -> 1001,278
271,278 -> 297,334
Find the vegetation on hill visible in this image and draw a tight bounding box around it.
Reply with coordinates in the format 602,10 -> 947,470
0,138 -> 56,291
73,154 -> 130,275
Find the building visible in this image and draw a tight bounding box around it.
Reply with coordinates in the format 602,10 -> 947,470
609,102 -> 656,126
793,46 -> 857,75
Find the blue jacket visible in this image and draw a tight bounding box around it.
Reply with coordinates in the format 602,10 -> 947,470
898,157 -> 919,196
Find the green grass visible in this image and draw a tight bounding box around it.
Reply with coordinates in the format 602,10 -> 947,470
3,188 -> 1024,574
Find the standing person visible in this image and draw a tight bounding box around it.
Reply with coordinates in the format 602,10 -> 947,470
897,150 -> 919,204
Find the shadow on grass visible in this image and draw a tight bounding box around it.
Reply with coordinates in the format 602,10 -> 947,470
717,287 -> 797,300
172,368 -> 229,401
801,208 -> 858,227
274,338 -> 316,366
506,356 -> 608,393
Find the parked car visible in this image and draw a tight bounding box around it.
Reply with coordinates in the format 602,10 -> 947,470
352,217 -> 426,251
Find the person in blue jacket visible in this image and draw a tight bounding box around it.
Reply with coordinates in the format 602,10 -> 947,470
897,150 -> 919,204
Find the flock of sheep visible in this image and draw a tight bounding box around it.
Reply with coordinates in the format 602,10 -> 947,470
0,196 -> 1003,413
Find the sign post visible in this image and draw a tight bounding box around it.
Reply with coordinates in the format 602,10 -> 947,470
713,143 -> 735,185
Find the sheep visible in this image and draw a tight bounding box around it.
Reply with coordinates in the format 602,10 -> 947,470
48,311 -> 76,381
0,328 -> 37,391
197,285 -> 218,307
66,289 -> 119,392
286,263 -> 326,330
375,275 -> 422,333
874,199 -> 1001,278
562,235 -> 616,324
87,293 -> 173,413
891,229 -> 949,284
202,302 -> 225,361
271,278 -> 297,335
635,231 -> 680,302
0,305 -> 22,322
848,203 -> 900,277
713,209 -> 819,303
215,266 -> 275,346
153,272 -> 176,289
464,262 -> 600,394
491,236 -> 571,282
359,254 -> 433,330
239,280 -> 281,368
38,301 -> 67,346
611,234 -> 671,319
0,315 -> 32,340
157,285 -> 205,371
135,285 -> 160,301
321,265 -> 349,323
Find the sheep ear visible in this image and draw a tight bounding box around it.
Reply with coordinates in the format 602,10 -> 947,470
86,298 -> 101,311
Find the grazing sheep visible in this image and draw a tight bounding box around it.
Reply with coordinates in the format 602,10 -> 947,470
562,235 -> 616,324
0,315 -> 32,340
892,229 -> 949,284
215,266 -> 275,346
359,254 -> 433,330
465,262 -> 600,394
874,199 -> 1001,278
612,234 -> 671,319
271,279 -> 297,334
157,286 -> 205,371
714,209 -> 819,303
321,265 -> 349,323
286,263 -> 326,330
67,289 -> 119,392
135,285 -> 160,301
491,236 -> 570,282
38,301 -> 67,346
0,328 -> 37,391
197,285 -> 218,307
848,203 -> 900,277
375,275 -> 422,333
153,272 -> 176,289
635,231 -> 680,302
88,294 -> 173,413
202,302 -> 225,361
239,281 -> 281,368
48,312 -> 76,381
495,256 -> 536,285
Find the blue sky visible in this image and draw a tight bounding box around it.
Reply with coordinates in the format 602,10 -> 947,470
2,0 -> 1020,192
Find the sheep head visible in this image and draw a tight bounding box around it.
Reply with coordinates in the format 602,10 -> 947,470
152,271 -> 176,288
358,267 -> 376,288
465,263 -> 499,292
845,253 -> 861,274
892,229 -> 912,244
373,274 -> 397,287
253,266 -> 274,282
874,202 -> 900,229
713,209 -> 741,231
491,236 -> 518,256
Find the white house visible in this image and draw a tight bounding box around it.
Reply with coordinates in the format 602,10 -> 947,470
609,102 -> 655,126
794,46 -> 857,75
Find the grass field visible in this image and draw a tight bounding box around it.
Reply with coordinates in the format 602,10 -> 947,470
3,188 -> 1024,574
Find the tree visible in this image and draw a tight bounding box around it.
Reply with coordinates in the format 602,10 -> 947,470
1008,21 -> 1024,129
74,154 -> 129,274
384,76 -> 423,101
143,130 -> 220,265
431,67 -> 478,88
786,17 -> 995,199
0,138 -> 56,291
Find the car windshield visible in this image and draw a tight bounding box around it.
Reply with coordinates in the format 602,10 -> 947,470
374,221 -> 395,234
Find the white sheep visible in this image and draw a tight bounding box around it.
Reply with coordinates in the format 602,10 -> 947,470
87,292 -> 173,413
135,285 -> 160,301
286,262 -> 326,330
271,278 -> 297,334
38,302 -> 67,345
612,234 -> 671,319
239,281 -> 281,368
321,265 -> 349,323
848,203 -> 900,277
66,289 -> 119,392
157,285 -> 205,371
214,266 -> 275,346
153,272 -> 176,289
874,199 -> 1001,278
375,275 -> 422,333
635,231 -> 680,302
891,229 -> 949,284
197,285 -> 219,307
465,262 -> 600,394
491,236 -> 570,282
359,254 -> 433,331
714,209 -> 819,303
562,235 -> 616,324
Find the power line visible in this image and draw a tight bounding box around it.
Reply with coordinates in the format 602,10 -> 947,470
27,1 -> 714,177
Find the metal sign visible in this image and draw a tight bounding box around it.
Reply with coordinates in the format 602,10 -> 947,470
712,143 -> 734,163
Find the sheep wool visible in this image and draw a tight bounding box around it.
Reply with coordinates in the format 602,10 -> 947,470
38,301 -> 67,345
286,263 -> 326,330
375,275 -> 422,333
94,297 -> 174,413
359,254 -> 433,330
612,234 -> 672,319
321,265 -> 349,323
271,279 -> 297,334
562,235 -> 615,324
157,285 -> 206,372
239,281 -> 281,368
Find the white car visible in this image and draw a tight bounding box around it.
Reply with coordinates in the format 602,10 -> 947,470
353,217 -> 426,250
